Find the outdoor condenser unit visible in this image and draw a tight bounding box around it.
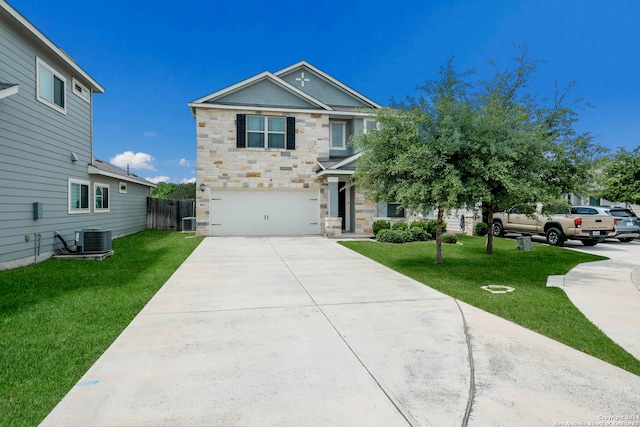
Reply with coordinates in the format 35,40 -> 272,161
75,228 -> 112,254
182,217 -> 196,232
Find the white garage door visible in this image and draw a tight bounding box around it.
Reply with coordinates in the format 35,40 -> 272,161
211,189 -> 320,236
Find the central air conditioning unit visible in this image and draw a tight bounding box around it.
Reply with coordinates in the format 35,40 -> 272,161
182,216 -> 196,232
75,228 -> 112,254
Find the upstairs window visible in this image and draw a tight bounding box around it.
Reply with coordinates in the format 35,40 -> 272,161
331,122 -> 346,149
236,114 -> 295,150
95,183 -> 110,212
247,116 -> 286,149
72,78 -> 91,103
69,179 -> 89,213
37,58 -> 66,113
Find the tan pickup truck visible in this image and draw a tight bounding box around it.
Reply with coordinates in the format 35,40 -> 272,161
492,205 -> 616,246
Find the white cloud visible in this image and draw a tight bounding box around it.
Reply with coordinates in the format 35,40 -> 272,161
110,151 -> 156,171
143,131 -> 158,137
145,175 -> 170,184
180,177 -> 196,184
179,158 -> 190,167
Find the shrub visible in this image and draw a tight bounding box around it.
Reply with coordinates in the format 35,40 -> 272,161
392,221 -> 408,230
376,229 -> 409,243
372,220 -> 390,236
410,220 -> 428,230
475,222 -> 488,236
442,234 -> 458,244
409,227 -> 430,242
425,220 -> 446,239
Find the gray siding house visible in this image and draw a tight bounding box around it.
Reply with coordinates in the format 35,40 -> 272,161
189,61 -> 407,237
0,0 -> 154,270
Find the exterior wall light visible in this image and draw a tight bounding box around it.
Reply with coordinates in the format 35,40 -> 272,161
199,183 -> 205,191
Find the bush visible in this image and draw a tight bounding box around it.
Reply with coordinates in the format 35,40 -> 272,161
392,221 -> 408,230
475,222 -> 489,236
425,220 -> 446,239
410,220 -> 428,230
409,227 -> 430,242
442,234 -> 458,244
372,220 -> 390,236
376,229 -> 409,243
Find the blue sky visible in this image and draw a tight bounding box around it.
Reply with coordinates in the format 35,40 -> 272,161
9,0 -> 640,183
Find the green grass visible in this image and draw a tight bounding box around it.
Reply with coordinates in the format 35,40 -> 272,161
341,235 -> 640,376
0,230 -> 203,427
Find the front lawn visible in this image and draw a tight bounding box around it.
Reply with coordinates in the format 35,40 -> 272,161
0,230 -> 203,427
340,235 -> 640,376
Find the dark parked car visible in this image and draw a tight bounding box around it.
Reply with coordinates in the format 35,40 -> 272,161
571,206 -> 640,242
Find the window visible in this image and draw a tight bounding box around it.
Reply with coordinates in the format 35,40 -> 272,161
331,122 -> 346,149
364,119 -> 380,134
69,179 -> 89,213
119,182 -> 128,193
387,203 -> 405,218
247,116 -> 286,148
236,114 -> 295,150
72,78 -> 90,103
94,183 -> 110,212
37,58 -> 66,113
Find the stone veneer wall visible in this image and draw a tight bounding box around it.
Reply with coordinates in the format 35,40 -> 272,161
354,191 -> 376,235
195,108 -> 330,236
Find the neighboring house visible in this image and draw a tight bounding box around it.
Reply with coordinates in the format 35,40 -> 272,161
189,60 -> 409,237
0,1 -> 155,270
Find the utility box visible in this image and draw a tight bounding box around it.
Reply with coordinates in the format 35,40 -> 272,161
182,217 -> 196,232
33,202 -> 43,219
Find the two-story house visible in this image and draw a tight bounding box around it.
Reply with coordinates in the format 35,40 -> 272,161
190,61 -> 409,237
0,0 -> 154,270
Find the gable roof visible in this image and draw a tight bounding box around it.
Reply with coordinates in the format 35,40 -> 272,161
0,0 -> 104,94
88,158 -> 156,188
275,61 -> 381,109
189,61 -> 380,115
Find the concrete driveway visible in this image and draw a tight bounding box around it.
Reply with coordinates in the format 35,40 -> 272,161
41,237 -> 640,427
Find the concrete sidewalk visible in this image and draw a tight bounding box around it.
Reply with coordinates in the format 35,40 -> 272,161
548,240 -> 640,361
41,237 -> 640,427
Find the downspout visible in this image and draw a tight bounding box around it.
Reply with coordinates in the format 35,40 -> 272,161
34,233 -> 41,262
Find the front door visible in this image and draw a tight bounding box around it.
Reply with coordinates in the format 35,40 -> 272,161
338,182 -> 346,230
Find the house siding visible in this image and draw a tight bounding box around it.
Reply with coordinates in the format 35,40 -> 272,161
0,7 -> 151,270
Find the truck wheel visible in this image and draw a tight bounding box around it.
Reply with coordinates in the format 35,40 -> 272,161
618,238 -> 634,243
581,239 -> 598,246
492,222 -> 504,237
546,227 -> 565,246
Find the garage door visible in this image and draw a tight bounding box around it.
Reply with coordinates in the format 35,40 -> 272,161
210,189 -> 320,236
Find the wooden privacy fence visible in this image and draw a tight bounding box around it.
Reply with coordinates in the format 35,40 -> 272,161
147,198 -> 195,231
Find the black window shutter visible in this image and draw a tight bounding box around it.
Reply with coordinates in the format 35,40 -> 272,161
236,114 -> 246,148
286,116 -> 295,150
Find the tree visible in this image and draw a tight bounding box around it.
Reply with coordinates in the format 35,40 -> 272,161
353,48 -> 601,258
352,60 -> 473,263
597,147 -> 640,204
465,49 -> 601,253
150,182 -> 196,199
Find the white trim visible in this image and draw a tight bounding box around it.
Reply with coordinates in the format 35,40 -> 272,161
317,169 -> 355,177
330,152 -> 363,170
189,102 -> 374,118
94,182 -> 110,212
274,61 -> 382,109
68,178 -> 90,214
36,57 -> 66,114
0,0 -> 104,93
330,121 -> 347,150
0,84 -> 19,100
72,78 -> 91,103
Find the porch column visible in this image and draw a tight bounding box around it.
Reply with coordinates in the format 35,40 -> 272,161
328,176 -> 339,218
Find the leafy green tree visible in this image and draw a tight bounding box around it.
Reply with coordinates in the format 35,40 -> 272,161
353,60 -> 473,263
150,182 -> 175,198
466,49 -> 601,253
169,183 -> 196,199
597,147 -> 640,204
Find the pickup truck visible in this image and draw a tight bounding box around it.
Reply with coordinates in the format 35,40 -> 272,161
492,205 -> 616,246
